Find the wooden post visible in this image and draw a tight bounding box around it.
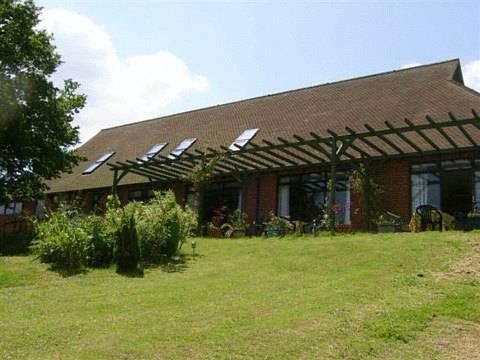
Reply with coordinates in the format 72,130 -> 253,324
329,138 -> 337,234
112,169 -> 118,195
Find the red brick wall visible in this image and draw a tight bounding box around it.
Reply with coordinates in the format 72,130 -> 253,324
257,173 -> 278,221
0,201 -> 36,233
376,159 -> 411,221
172,183 -> 186,206
244,176 -> 259,223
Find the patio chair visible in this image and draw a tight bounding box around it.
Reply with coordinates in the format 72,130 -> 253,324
416,205 -> 443,232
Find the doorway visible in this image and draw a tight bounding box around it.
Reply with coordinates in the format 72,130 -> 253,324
441,170 -> 473,218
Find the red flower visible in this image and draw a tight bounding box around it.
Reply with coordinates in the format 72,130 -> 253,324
331,203 -> 344,214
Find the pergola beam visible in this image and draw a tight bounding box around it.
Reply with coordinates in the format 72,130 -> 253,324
385,120 -> 424,153
125,160 -> 181,179
108,112 -> 480,189
219,146 -> 263,170
364,123 -> 404,154
404,118 -> 440,150
248,142 -> 295,166
263,139 -> 313,164
448,112 -> 477,147
426,115 -> 459,149
279,136 -> 326,162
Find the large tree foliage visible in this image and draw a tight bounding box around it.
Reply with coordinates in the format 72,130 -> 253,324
0,0 -> 86,203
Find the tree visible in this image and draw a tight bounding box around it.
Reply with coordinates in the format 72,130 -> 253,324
0,0 -> 86,204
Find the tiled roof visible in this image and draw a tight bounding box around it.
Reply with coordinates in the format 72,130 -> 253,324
46,59 -> 480,193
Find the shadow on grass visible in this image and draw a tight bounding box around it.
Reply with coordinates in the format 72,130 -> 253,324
116,267 -> 144,278
143,253 -> 204,274
47,264 -> 88,278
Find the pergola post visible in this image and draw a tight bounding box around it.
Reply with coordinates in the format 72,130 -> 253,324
112,169 -> 119,195
328,138 -> 337,234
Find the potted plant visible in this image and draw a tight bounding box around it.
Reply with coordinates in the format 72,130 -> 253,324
206,222 -> 223,238
376,213 -> 397,233
265,211 -> 293,237
466,206 -> 480,230
221,210 -> 248,238
206,204 -> 228,238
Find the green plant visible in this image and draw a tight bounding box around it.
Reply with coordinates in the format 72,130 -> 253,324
442,212 -> 455,230
467,206 -> 480,218
183,154 -> 223,234
82,215 -> 114,267
133,191 -> 197,260
30,206 -> 89,269
221,210 -> 248,238
376,213 -> 398,226
265,211 -> 293,236
409,213 -> 421,232
293,221 -> 305,236
349,162 -> 383,232
114,206 -> 140,274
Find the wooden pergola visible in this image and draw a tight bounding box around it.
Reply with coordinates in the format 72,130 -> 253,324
108,110 -> 480,231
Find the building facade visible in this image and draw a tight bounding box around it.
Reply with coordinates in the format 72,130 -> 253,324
3,59 -> 480,232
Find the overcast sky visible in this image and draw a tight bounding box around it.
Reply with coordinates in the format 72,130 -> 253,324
37,0 -> 480,143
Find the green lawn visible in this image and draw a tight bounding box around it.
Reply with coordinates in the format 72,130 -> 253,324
1,232 -> 479,359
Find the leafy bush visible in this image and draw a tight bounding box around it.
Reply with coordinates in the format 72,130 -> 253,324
83,215 -> 114,267
134,191 -> 197,260
31,207 -> 89,269
30,191 -> 196,271
113,206 -> 140,273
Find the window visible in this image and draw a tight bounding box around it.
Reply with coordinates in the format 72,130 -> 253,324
277,172 -> 351,224
168,138 -> 197,159
229,128 -> 259,151
139,143 -> 167,162
411,169 -> 441,211
82,152 -> 115,175
0,202 -> 22,215
186,188 -> 196,210
35,200 -> 46,219
202,181 -> 243,223
128,189 -> 155,202
441,159 -> 472,171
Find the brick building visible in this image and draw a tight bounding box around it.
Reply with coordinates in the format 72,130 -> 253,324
3,59 -> 480,232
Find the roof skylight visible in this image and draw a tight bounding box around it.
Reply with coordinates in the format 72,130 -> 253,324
82,152 -> 115,175
138,143 -> 167,162
228,128 -> 259,151
168,138 -> 197,159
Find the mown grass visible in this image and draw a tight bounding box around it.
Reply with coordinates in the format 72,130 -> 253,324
0,232 -> 479,359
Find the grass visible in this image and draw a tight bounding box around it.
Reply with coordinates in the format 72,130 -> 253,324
0,231 -> 479,359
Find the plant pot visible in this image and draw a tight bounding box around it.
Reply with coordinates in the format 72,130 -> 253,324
207,227 -> 223,238
377,224 -> 396,233
265,228 -> 284,237
335,224 -> 352,233
231,229 -> 246,238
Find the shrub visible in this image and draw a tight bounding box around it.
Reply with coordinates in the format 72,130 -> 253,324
31,207 -> 89,269
135,191 -> 197,260
82,215 -> 115,267
114,206 -> 140,273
